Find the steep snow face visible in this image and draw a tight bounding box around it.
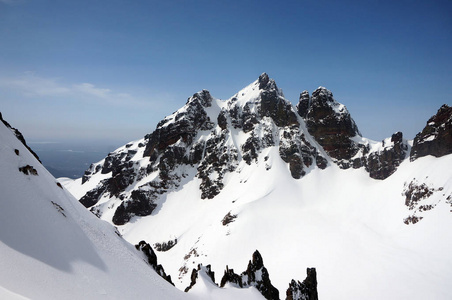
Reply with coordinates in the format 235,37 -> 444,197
0,120 -> 193,300
65,74 -> 452,299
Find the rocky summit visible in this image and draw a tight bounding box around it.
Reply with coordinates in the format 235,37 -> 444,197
79,73 -> 331,224
76,73 -> 447,227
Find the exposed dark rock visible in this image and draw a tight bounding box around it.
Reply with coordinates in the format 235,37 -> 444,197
79,180 -> 108,208
112,190 -> 157,225
315,155 -> 328,169
258,73 -> 270,90
279,128 -> 324,179
143,90 -> 213,159
14,149 -> 19,155
154,238 -> 178,252
184,264 -> 216,292
242,134 -> 261,165
19,165 -> 38,176
365,132 -> 408,179
403,215 -> 423,225
259,88 -> 299,128
297,88 -> 411,179
217,110 -> 228,130
135,240 -> 174,285
297,91 -> 310,119
220,250 -> 279,300
1,112 -> 41,163
286,268 -> 318,300
184,268 -> 199,292
242,103 -> 259,133
404,181 -> 435,210
220,266 -> 243,288
402,179 -> 444,225
410,104 -> 452,161
297,87 -> 360,164
197,132 -> 238,199
221,211 -> 237,226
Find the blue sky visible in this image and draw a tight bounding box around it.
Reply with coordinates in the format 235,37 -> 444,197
0,0 -> 451,146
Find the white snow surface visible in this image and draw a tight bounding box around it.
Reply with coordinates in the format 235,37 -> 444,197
63,80 -> 452,299
0,121 -> 263,299
104,152 -> 452,300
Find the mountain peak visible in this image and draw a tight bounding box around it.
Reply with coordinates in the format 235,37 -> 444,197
186,89 -> 213,108
298,87 -> 363,166
410,104 -> 452,161
312,86 -> 333,99
258,72 -> 278,91
258,72 -> 269,89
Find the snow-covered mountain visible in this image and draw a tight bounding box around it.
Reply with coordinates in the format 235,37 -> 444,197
64,73 -> 452,299
0,114 -> 278,299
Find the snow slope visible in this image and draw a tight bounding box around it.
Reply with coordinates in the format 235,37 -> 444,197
0,119 -> 191,299
94,150 -> 452,299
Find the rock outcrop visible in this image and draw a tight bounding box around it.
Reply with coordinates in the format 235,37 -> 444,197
365,132 -> 408,179
286,268 -> 318,300
297,88 -> 409,179
184,264 -> 216,292
410,104 -> 452,161
135,240 -> 174,285
220,250 -> 279,300
0,112 -> 41,163
298,87 -> 361,167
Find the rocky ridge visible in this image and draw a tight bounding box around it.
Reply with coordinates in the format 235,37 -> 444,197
297,87 -> 410,179
184,250 -> 315,300
0,112 -> 41,163
77,74 -> 451,228
79,73 -> 328,225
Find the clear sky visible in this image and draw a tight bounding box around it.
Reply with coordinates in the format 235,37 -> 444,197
1,0 -> 451,146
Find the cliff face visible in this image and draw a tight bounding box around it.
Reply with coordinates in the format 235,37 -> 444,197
298,87 -> 361,164
297,88 -> 409,179
79,73 -> 328,225
410,104 -> 452,161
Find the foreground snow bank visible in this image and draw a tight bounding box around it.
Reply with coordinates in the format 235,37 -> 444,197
0,120 -> 191,299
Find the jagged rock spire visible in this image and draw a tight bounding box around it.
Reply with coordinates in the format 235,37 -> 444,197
220,250 -> 279,300
286,268 -> 318,300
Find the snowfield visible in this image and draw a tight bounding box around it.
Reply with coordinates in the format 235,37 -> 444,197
76,149 -> 452,300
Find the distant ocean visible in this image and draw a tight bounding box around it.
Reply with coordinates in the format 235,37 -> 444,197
29,141 -> 120,179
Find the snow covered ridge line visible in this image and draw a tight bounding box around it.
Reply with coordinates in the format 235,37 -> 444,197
0,112 -> 41,163
77,73 -> 451,226
0,116 -> 192,299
